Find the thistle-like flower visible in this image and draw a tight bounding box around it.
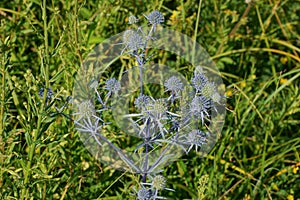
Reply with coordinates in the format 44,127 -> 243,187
133,98 -> 171,140
104,78 -> 120,93
189,96 -> 211,124
144,10 -> 164,26
137,187 -> 153,200
73,99 -> 103,146
191,73 -> 208,93
144,98 -> 167,120
70,10 -> 225,200
135,95 -> 151,110
74,100 -> 95,121
201,81 -> 217,99
139,175 -> 174,200
128,15 -> 139,24
122,29 -> 144,53
184,130 -> 208,153
151,175 -> 166,191
164,76 -> 184,96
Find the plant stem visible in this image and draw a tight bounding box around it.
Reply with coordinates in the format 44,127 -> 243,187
21,0 -> 50,199
228,2 -> 253,38
142,119 -> 151,183
0,40 -> 8,190
192,0 -> 203,64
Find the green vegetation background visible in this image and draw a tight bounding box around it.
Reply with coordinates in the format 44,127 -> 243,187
0,0 -> 299,199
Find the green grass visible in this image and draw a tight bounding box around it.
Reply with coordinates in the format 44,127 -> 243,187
0,0 -> 299,199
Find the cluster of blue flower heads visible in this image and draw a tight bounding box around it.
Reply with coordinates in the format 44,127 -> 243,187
72,10 -> 224,200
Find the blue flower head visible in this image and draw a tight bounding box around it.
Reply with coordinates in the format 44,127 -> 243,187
137,187 -> 152,200
134,95 -> 151,110
189,96 -> 211,123
144,10 -> 164,26
185,130 -> 208,152
104,78 -> 120,93
191,73 -> 208,93
144,98 -> 167,119
38,88 -> 53,99
164,76 -> 184,95
122,30 -> 144,53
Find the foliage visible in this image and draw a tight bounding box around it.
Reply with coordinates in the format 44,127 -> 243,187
0,0 -> 299,199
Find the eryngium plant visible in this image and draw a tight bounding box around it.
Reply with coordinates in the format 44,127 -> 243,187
72,10 -> 225,199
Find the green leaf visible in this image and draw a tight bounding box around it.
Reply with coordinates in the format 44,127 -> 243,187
25,132 -> 32,145
3,168 -> 21,178
219,57 -> 235,64
50,68 -> 66,83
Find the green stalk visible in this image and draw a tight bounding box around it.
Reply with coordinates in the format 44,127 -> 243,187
211,47 -> 300,63
192,0 -> 203,64
255,5 -> 277,77
0,40 -> 7,190
21,0 -> 49,199
0,62 -> 4,138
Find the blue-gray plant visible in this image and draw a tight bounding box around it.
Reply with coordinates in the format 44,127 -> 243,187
72,10 -> 224,199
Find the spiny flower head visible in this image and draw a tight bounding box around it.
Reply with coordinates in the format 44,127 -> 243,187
122,30 -> 144,52
164,76 -> 184,95
185,130 -> 208,152
191,73 -> 208,93
134,95 -> 151,110
201,81 -> 217,99
137,187 -> 152,200
75,100 -> 95,120
128,15 -> 139,24
104,78 -> 120,93
190,96 -> 211,118
152,175 -> 166,190
144,10 -> 164,26
144,98 -> 167,119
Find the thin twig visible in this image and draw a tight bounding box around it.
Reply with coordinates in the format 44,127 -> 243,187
228,2 -> 253,38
